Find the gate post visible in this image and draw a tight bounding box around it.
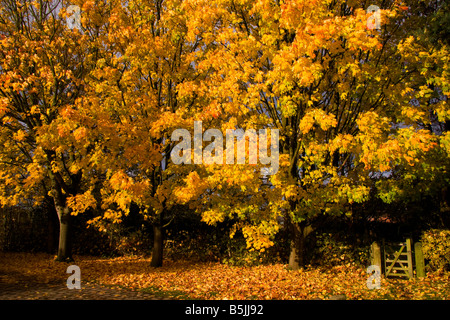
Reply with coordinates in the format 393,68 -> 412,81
414,241 -> 426,278
371,241 -> 382,270
406,238 -> 413,279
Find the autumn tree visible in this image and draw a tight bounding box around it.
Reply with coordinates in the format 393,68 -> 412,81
74,0 -> 215,267
176,0 -> 449,269
0,0 -> 110,261
2,0 -> 447,269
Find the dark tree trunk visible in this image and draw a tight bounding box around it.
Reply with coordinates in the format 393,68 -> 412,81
44,194 -> 59,254
288,222 -> 314,270
150,222 -> 164,267
288,226 -> 303,270
47,203 -> 59,254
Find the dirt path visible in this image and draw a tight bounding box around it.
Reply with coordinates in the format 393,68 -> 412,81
0,274 -> 172,300
0,252 -> 179,300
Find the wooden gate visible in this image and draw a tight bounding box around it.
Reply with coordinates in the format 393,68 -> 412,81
383,238 -> 414,279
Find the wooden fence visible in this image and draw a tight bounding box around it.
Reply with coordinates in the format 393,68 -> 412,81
370,238 -> 425,280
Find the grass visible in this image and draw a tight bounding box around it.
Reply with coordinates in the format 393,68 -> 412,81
140,285 -> 193,299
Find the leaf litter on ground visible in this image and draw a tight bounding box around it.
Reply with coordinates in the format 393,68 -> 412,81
0,252 -> 449,300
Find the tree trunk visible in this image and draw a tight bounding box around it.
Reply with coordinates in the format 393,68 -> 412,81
288,222 -> 313,270
288,243 -> 300,270
288,224 -> 304,270
45,151 -> 81,262
150,222 -> 164,267
55,205 -> 73,262
52,184 -> 74,262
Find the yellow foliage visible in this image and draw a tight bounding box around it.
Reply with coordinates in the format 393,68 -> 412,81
67,190 -> 97,216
